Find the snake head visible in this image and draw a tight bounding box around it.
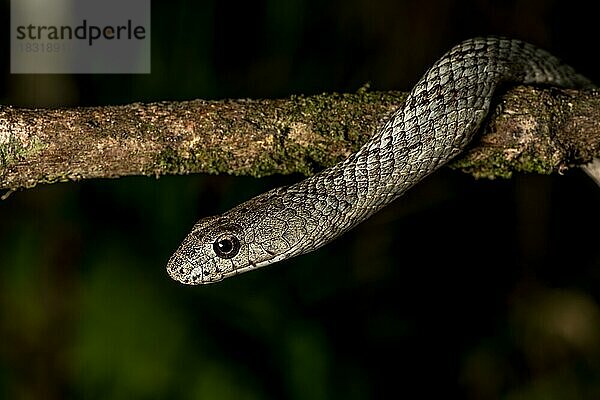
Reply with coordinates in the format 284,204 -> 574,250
166,215 -> 246,284
167,187 -> 317,285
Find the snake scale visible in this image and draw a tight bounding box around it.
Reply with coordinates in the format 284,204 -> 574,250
167,37 -> 592,285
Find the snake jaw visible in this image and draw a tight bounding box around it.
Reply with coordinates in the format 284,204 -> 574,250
167,251 -> 227,285
166,253 -> 198,285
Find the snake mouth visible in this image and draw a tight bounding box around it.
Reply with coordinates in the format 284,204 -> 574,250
166,254 -> 204,285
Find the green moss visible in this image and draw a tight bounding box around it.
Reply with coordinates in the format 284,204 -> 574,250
450,154 -> 514,180
0,133 -> 46,171
451,149 -> 556,179
514,153 -> 555,175
38,172 -> 80,186
244,150 -> 289,177
289,90 -> 405,143
153,147 -> 228,176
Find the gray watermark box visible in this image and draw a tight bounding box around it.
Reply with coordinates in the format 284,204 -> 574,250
11,0 -> 151,74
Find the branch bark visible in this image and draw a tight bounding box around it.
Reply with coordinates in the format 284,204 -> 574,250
1,86 -> 599,191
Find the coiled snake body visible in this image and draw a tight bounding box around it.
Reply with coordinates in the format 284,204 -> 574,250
167,37 -> 591,285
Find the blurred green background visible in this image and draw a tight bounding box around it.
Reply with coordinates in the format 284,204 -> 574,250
1,0 -> 600,399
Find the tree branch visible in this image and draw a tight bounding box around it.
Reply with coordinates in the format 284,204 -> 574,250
1,86 -> 599,191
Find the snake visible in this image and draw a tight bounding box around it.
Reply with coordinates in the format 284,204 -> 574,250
167,37 -> 592,285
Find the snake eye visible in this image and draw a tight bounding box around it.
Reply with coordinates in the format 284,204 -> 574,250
213,234 -> 240,259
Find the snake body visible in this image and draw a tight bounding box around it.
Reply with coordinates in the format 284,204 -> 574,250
167,37 -> 591,285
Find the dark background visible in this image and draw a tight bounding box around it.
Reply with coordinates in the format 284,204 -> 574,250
1,0 -> 599,399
